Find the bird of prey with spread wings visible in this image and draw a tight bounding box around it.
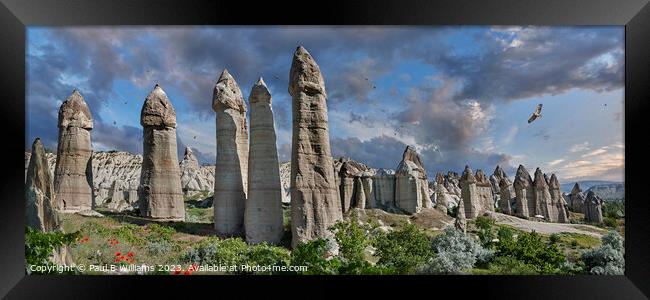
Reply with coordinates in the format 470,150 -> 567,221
528,104 -> 543,124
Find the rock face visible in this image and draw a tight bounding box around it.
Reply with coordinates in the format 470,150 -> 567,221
533,168 -> 555,221
498,178 -> 514,215
213,69 -> 249,236
107,179 -> 135,212
459,166 -> 481,219
569,183 -> 585,212
289,46 -> 342,246
26,138 -> 61,232
395,146 -> 431,214
53,90 -> 94,212
179,147 -> 212,198
455,198 -> 467,233
513,165 -> 535,218
434,173 -> 450,214
548,174 -> 568,223
245,78 -> 283,244
475,169 -> 495,213
336,158 -> 370,212
139,84 -> 185,221
371,169 -> 397,209
583,191 -> 604,224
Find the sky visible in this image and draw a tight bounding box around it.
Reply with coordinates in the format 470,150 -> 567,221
25,26 -> 625,183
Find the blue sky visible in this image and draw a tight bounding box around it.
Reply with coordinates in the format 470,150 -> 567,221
25,26 -> 624,182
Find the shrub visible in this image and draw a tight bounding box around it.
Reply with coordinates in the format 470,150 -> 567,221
329,212 -> 369,263
419,226 -> 493,274
373,223 -> 433,274
290,238 -> 342,275
25,227 -> 80,274
580,231 -> 624,275
474,216 -> 496,248
549,233 -> 561,244
485,256 -> 538,275
603,217 -> 617,228
495,231 -> 566,274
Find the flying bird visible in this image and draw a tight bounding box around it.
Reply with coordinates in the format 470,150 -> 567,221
527,104 -> 543,124
193,136 -> 197,139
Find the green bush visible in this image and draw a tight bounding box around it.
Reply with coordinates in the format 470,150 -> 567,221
290,238 -> 342,275
182,237 -> 290,274
603,217 -> 617,228
485,256 -> 538,275
494,231 -> 566,274
474,216 -> 497,248
373,223 -> 432,274
329,212 -> 369,263
549,233 -> 561,244
25,227 -> 80,274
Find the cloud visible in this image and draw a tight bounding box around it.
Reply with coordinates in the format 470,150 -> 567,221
548,142 -> 624,182
569,142 -> 591,153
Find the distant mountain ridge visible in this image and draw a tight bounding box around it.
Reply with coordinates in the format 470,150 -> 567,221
560,180 -> 624,201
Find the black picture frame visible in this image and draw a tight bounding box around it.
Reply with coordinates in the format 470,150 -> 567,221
1,0 -> 648,298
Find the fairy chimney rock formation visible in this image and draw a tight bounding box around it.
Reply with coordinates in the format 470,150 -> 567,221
475,169 -> 495,212
395,146 -> 431,214
584,191 -> 604,224
569,183 -> 585,212
498,178 -> 514,215
549,174 -> 568,223
26,138 -> 61,232
513,165 -> 535,218
434,173 -> 450,214
245,78 -> 283,244
455,198 -> 467,233
289,46 -> 342,247
212,69 -> 250,236
533,168 -> 555,220
139,84 -> 185,221
53,90 -> 94,212
459,165 -> 482,219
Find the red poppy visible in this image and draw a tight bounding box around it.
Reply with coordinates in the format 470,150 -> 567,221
115,252 -> 121,256
183,270 -> 191,275
127,251 -> 134,257
173,268 -> 182,275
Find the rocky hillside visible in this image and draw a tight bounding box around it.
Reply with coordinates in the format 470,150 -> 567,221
586,183 -> 624,201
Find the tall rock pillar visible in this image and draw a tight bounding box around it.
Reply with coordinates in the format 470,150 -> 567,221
139,84 -> 185,221
548,174 -> 568,223
459,165 -> 481,219
26,138 -> 61,232
53,90 -> 94,212
245,78 -> 283,244
513,165 -> 535,218
289,46 -> 342,247
213,69 -> 249,236
533,168 -> 556,221
498,178 -> 514,215
395,146 -> 430,214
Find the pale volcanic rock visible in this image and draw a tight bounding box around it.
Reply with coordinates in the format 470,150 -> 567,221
498,178 -> 514,215
279,162 -> 291,203
533,168 -> 556,221
475,169 -> 495,212
92,151 -> 142,206
26,138 -> 61,232
370,169 -> 397,209
395,146 -> 431,214
107,179 -> 135,212
53,90 -> 94,212
245,78 -> 283,244
455,197 -> 467,233
354,176 -> 367,209
139,84 -> 185,221
569,183 -> 585,212
548,174 -> 568,223
433,173 -> 450,214
289,46 -> 342,246
459,165 -> 481,219
583,191 -> 604,224
513,165 -> 535,218
179,147 -> 214,197
213,69 -> 249,236
337,158 -> 370,212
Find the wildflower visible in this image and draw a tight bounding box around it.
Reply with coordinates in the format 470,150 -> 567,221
173,267 -> 182,275
183,270 -> 191,275
115,252 -> 121,256
127,251 -> 134,257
